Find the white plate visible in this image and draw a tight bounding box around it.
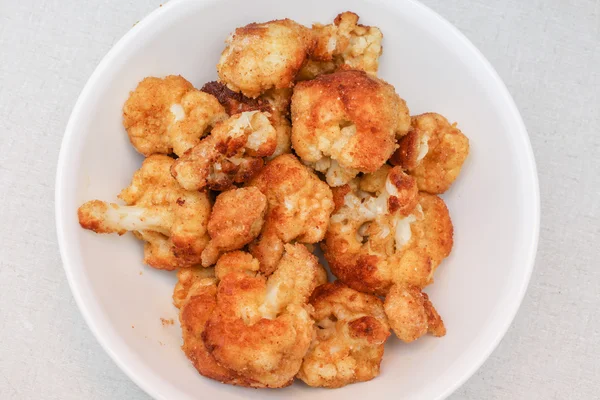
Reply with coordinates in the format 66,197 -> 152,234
55,0 -> 540,399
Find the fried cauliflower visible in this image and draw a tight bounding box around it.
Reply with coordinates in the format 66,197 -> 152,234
217,19 -> 314,98
323,165 -> 453,295
201,81 -> 293,158
78,155 -> 211,270
260,88 -> 293,158
297,12 -> 383,80
123,75 -> 228,156
173,266 -> 218,309
200,244 -> 325,387
291,70 -> 410,186
390,113 -> 470,194
383,284 -> 446,342
176,266 -> 262,387
201,187 -> 267,266
297,281 -> 390,388
247,154 -> 334,275
77,13 -> 474,389
171,111 -> 277,191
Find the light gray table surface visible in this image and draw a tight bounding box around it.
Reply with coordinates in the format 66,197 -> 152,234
1,0 -> 598,399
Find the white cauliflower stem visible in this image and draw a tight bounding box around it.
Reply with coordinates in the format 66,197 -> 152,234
78,155 -> 211,270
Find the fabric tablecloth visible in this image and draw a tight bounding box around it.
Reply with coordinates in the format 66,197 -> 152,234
0,0 -> 598,398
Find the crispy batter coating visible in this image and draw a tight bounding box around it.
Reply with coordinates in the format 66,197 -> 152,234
217,19 -> 314,98
213,251 -> 261,281
78,155 -> 211,270
171,111 -> 277,191
201,187 -> 267,266
261,88 -> 293,158
383,284 -> 446,342
173,266 -> 217,309
202,244 -> 325,388
297,12 -> 383,81
201,82 -> 293,158
123,75 -> 227,156
247,154 -> 334,275
297,281 -> 390,388
291,70 -> 410,186
390,113 -> 470,194
201,81 -> 270,115
323,165 -> 453,295
177,267 -> 261,387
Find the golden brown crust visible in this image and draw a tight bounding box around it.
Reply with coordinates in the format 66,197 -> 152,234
214,251 -> 260,281
297,12 -> 383,81
171,111 -> 277,191
202,244 -> 322,387
297,281 -> 390,388
291,70 -> 410,186
383,284 -> 446,342
78,155 -> 211,270
390,113 -> 470,194
247,154 -> 334,275
123,75 -> 227,156
199,83 -> 292,157
179,279 -> 260,387
201,187 -> 267,266
217,19 -> 315,98
324,166 -> 453,295
78,201 -> 121,234
173,266 -> 217,309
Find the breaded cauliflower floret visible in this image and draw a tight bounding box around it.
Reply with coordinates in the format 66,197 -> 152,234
297,12 -> 383,81
201,187 -> 267,266
247,154 -> 334,275
78,155 -> 211,270
217,19 -> 314,98
291,70 -> 410,186
123,75 -> 227,156
201,244 -> 326,388
390,113 -> 470,194
177,267 -> 261,387
171,111 -> 277,191
173,266 -> 217,309
260,88 -> 293,158
383,284 -> 446,342
201,81 -> 293,158
323,165 -> 453,295
297,281 -> 390,388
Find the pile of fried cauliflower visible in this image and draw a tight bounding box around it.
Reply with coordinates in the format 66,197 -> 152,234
78,12 -> 469,389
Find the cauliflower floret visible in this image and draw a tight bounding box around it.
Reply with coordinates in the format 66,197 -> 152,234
291,70 -> 410,186
390,113 -> 470,194
260,88 -> 293,158
171,111 -> 277,191
217,19 -> 314,98
297,12 -> 383,81
201,187 -> 267,266
199,244 -> 325,388
173,266 -> 217,309
247,154 -> 334,275
123,75 -> 227,156
201,81 -> 293,158
201,80 -> 271,115
383,284 -> 446,342
297,281 -> 390,388
78,155 -> 211,270
323,165 -> 454,295
177,266 -> 262,387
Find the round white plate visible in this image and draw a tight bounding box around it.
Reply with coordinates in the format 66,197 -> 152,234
55,0 -> 539,399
